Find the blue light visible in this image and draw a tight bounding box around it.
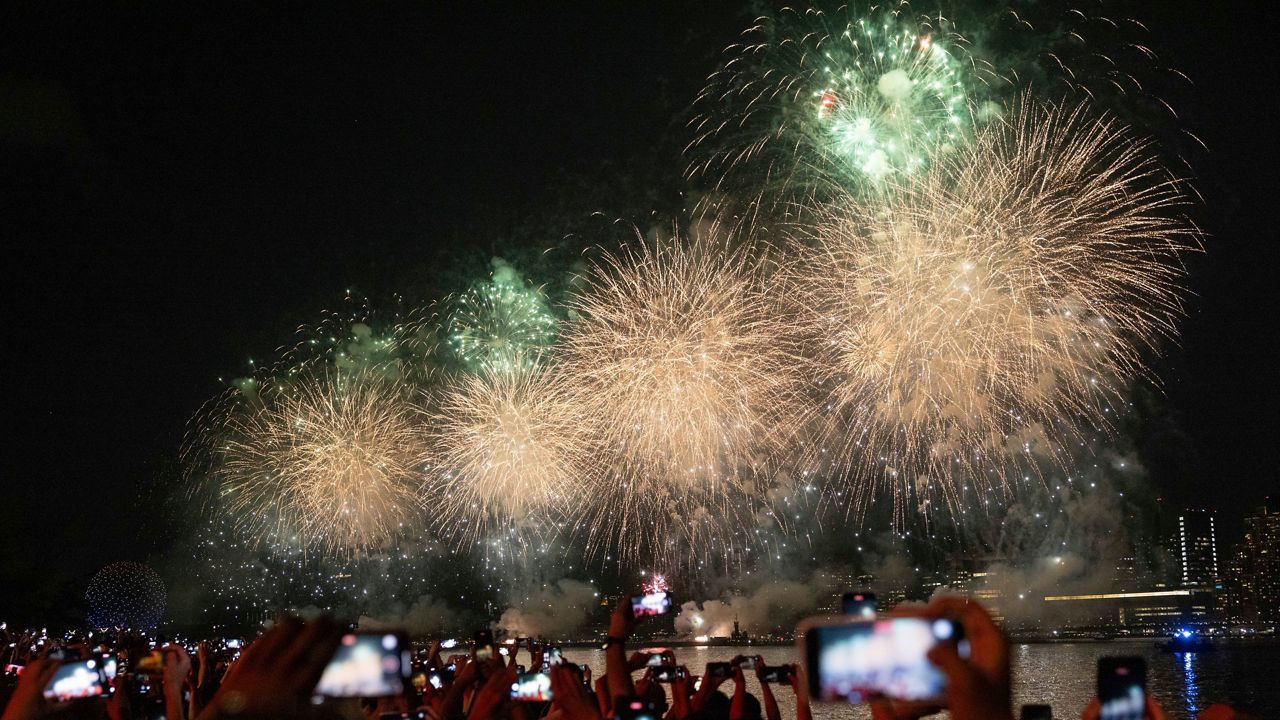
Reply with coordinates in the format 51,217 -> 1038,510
1177,628 -> 1194,639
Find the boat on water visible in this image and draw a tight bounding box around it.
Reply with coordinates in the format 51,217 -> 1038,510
1157,628 -> 1215,653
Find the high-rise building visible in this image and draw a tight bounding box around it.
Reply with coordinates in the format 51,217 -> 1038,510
1224,504 -> 1280,622
1177,509 -> 1219,588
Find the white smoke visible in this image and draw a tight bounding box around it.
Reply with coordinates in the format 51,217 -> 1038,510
877,69 -> 913,101
358,594 -> 460,636
496,579 -> 600,639
674,579 -> 829,638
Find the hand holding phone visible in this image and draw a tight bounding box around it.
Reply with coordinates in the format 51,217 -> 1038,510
800,615 -> 967,703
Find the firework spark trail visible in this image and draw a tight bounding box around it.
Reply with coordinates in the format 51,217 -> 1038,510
204,369 -> 430,555
560,231 -> 805,566
687,3 -> 1000,218
791,99 -> 1197,526
447,277 -> 557,374
425,362 -> 592,547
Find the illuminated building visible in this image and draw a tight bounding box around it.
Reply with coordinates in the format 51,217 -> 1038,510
1041,589 -> 1213,630
1177,509 -> 1219,588
1223,504 -> 1280,622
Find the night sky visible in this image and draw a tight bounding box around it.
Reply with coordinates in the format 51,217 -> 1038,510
1,1 -> 1275,618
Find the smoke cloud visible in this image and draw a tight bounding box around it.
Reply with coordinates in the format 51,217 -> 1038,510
674,579 -> 830,638
357,594 -> 463,636
496,579 -> 600,639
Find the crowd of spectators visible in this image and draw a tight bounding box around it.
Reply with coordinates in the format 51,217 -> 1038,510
0,597 -> 1261,720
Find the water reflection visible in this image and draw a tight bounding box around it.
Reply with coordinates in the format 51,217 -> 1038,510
1180,652 -> 1199,716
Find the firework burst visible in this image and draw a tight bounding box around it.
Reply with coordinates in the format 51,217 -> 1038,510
688,2 -> 998,216
425,362 -> 592,546
198,369 -> 429,555
447,275 -> 557,374
792,100 -> 1197,524
561,230 -> 804,565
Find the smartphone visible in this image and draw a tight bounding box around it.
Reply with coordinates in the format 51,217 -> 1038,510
43,659 -> 110,700
616,696 -> 664,720
545,647 -> 563,667
737,656 -> 758,670
473,629 -> 495,661
841,592 -> 877,618
510,671 -> 553,701
225,639 -> 242,649
651,665 -> 681,682
426,666 -> 455,689
630,592 -> 672,618
4,665 -> 24,677
1097,657 -> 1145,720
313,632 -> 410,698
759,664 -> 795,683
800,616 -> 967,703
135,651 -> 164,674
1020,704 -> 1053,720
643,652 -> 669,668
705,661 -> 734,679
100,655 -> 118,681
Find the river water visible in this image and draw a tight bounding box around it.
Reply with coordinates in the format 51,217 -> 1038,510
569,641 -> 1280,719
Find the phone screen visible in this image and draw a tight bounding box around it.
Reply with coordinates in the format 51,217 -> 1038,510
510,671 -> 553,701
630,592 -> 672,618
427,667 -> 454,689
841,592 -> 877,618
473,629 -> 495,660
644,652 -> 668,668
44,659 -> 109,700
651,665 -> 679,682
1019,704 -> 1054,720
1097,657 -> 1146,720
314,633 -> 410,698
616,697 -> 663,720
804,617 -> 966,703
760,665 -> 794,683
705,661 -> 734,679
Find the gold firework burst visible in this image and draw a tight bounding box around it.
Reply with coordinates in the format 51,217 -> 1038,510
208,370 -> 429,554
792,100 -> 1198,523
561,230 -> 805,565
424,362 -> 591,546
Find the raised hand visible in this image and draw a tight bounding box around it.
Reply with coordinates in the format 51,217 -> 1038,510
923,597 -> 1013,720
196,616 -> 344,720
0,657 -> 60,720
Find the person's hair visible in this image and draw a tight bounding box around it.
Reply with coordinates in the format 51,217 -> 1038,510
702,690 -> 730,719
738,692 -> 763,719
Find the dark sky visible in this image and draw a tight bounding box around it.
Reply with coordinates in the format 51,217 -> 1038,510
1,1 -> 1275,617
